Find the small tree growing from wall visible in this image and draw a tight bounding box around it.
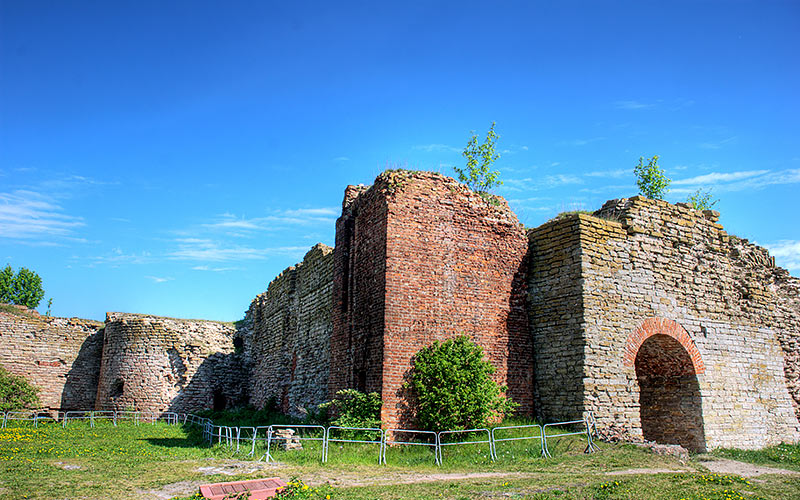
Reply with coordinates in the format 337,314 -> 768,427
634,155 -> 671,200
455,122 -> 503,196
686,188 -> 719,211
406,335 -> 517,432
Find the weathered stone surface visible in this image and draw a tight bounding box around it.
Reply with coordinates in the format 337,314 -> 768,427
247,244 -> 333,416
95,313 -> 250,414
0,306 -> 103,412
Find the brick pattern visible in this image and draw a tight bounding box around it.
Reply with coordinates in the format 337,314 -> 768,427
247,244 -> 334,416
331,171 -> 532,429
623,317 -> 705,374
0,306 -> 103,412
576,197 -> 799,449
96,313 -> 249,414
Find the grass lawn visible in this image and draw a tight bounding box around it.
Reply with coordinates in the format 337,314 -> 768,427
0,420 -> 798,499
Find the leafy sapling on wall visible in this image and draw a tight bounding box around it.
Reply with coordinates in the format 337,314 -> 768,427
455,122 -> 503,200
634,155 -> 671,200
687,188 -> 719,211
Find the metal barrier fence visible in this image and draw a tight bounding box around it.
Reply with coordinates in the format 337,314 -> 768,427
0,409 -> 599,465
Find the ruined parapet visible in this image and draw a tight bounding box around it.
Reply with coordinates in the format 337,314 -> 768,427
247,243 -> 334,416
331,170 -> 533,429
540,196 -> 800,450
0,305 -> 104,412
96,313 -> 249,414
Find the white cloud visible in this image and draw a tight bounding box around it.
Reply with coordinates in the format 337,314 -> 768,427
584,169 -> 629,179
699,136 -> 737,150
146,276 -> 173,283
0,190 -> 85,239
503,175 -> 583,192
671,169 -> 800,193
557,137 -> 605,147
169,238 -> 307,262
333,156 -> 350,162
199,207 -> 339,235
764,240 -> 800,273
615,100 -> 656,110
413,144 -> 460,153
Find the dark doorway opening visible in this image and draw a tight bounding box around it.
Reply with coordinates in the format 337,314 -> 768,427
635,334 -> 706,451
110,379 -> 124,398
212,389 -> 227,411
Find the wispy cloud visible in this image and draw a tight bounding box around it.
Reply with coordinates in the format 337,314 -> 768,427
615,100 -> 657,110
671,169 -> 800,193
333,156 -> 350,162
413,144 -> 460,153
557,137 -> 605,147
0,190 -> 85,240
503,175 -> 583,192
764,240 -> 800,273
168,238 -> 308,262
584,169 -> 629,179
699,136 -> 738,150
146,275 -> 173,283
192,265 -> 241,272
87,248 -> 153,266
199,207 -> 339,235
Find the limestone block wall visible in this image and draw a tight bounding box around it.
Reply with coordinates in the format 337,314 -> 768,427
331,171 -> 533,429
773,273 -> 800,422
579,197 -> 799,450
248,244 -> 334,415
0,306 -> 104,412
96,313 -> 249,414
526,217 -> 586,423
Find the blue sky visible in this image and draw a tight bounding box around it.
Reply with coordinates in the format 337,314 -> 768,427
1,1 -> 798,321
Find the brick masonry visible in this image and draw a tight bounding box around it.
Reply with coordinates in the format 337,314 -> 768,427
0,306 -> 103,412
2,171 -> 798,452
247,244 -> 334,416
95,312 -> 250,414
330,171 -> 533,429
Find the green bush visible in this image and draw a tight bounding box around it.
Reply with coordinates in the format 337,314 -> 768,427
406,335 -> 518,432
0,365 -> 41,413
319,389 -> 382,429
634,155 -> 670,200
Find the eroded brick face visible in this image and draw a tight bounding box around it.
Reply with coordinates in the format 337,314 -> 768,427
330,171 -> 533,428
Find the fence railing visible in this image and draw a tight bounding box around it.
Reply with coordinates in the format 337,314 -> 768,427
1,409 -> 599,464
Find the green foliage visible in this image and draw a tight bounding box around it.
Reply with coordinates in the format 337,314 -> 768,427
634,155 -> 671,200
454,122 -> 503,195
0,365 -> 41,413
406,335 -> 518,432
276,478 -> 335,499
319,389 -> 382,429
0,264 -> 46,309
687,188 -> 719,211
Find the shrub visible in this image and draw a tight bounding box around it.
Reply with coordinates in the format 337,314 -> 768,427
687,188 -> 719,211
318,389 -> 381,429
0,365 -> 41,413
0,264 -> 46,309
454,122 -> 503,196
405,335 -> 518,432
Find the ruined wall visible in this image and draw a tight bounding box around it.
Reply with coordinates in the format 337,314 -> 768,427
331,171 -> 533,429
329,183 -> 388,400
96,313 -> 249,414
0,306 -> 103,412
526,217 -> 586,423
774,273 -> 800,422
576,197 -> 800,449
248,244 -> 334,415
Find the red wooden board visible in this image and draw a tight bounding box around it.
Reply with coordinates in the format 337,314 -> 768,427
199,477 -> 287,499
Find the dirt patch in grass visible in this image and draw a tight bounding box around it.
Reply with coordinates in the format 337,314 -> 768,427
698,457 -> 800,478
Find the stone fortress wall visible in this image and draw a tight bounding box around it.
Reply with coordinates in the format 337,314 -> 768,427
246,243 -> 334,416
95,313 -> 250,414
0,306 -> 103,412
1,170 -> 798,451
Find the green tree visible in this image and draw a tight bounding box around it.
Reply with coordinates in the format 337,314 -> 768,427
406,335 -> 517,432
455,122 -> 503,194
0,365 -> 41,413
319,389 -> 382,429
687,188 -> 719,211
634,155 -> 671,200
0,264 -> 46,309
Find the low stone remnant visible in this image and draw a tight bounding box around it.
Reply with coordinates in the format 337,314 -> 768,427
272,428 -> 302,450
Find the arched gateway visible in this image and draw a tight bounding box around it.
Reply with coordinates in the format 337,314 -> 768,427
624,318 -> 706,451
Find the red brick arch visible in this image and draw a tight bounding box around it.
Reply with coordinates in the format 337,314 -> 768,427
622,317 -> 705,374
